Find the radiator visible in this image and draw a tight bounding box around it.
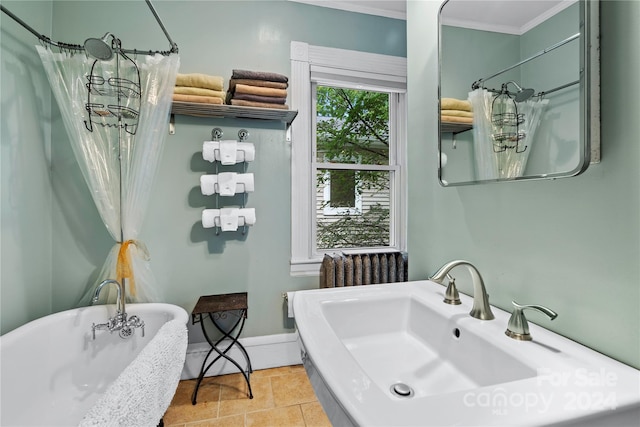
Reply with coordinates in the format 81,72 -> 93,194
320,252 -> 408,288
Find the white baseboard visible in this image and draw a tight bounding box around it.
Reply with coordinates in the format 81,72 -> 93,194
181,332 -> 302,380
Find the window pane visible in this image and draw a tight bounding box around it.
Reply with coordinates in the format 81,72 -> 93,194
315,86 -> 390,165
316,169 -> 390,249
329,170 -> 356,208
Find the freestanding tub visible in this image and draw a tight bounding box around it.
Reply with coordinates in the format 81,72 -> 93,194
0,303 -> 188,426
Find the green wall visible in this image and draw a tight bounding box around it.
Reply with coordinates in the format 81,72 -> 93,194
0,1 -> 53,333
408,1 -> 639,368
0,1 -> 406,339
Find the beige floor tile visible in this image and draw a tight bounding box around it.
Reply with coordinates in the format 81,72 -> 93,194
185,413 -> 245,427
219,376 -> 275,417
163,400 -> 219,426
270,371 -> 318,407
164,378 -> 220,424
251,365 -> 296,378
246,405 -> 306,427
300,402 -> 332,427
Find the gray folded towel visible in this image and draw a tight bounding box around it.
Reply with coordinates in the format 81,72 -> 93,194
232,69 -> 288,83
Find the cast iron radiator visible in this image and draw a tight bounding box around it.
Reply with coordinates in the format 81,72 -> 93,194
320,252 -> 408,288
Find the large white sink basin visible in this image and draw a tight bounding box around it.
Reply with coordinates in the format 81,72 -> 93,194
293,280 -> 640,426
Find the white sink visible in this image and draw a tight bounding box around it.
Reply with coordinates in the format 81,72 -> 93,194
293,280 -> 640,426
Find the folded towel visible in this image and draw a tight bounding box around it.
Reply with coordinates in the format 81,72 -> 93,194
229,78 -> 288,92
233,93 -> 287,104
202,208 -> 256,229
441,115 -> 474,124
440,109 -> 474,118
219,140 -> 237,165
202,209 -> 218,228
441,97 -> 472,112
232,69 -> 288,83
202,141 -> 256,163
220,208 -> 239,232
176,73 -> 224,91
200,173 -> 255,195
238,208 -> 256,225
231,99 -> 289,110
174,86 -> 226,99
217,172 -> 237,196
234,84 -> 287,98
200,175 -> 217,196
173,94 -> 223,104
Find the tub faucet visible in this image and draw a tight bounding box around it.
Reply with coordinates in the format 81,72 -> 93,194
93,279 -> 126,319
91,279 -> 144,340
429,260 -> 495,320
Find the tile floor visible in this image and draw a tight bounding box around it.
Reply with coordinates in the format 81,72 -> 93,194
163,365 -> 332,427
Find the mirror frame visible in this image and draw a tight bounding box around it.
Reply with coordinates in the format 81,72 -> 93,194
437,0 -> 600,186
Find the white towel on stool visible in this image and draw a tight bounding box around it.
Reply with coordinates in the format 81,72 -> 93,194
220,208 -> 239,231
217,172 -> 237,196
219,140 -> 238,165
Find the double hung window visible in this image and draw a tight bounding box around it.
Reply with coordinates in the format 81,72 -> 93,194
290,42 -> 407,275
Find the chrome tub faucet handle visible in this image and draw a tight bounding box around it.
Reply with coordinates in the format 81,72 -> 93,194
505,301 -> 558,341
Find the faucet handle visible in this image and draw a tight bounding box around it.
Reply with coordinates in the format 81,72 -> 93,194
505,301 -> 558,341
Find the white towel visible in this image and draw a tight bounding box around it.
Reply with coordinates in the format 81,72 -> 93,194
202,209 -> 219,228
237,142 -> 255,162
202,208 -> 255,230
219,140 -> 238,165
220,208 -> 239,231
202,141 -> 217,162
217,172 -> 237,196
201,141 -> 255,163
200,174 -> 253,196
239,208 -> 256,225
200,175 -> 217,196
238,173 -> 255,192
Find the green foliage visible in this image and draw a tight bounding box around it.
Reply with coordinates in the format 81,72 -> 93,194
316,87 -> 389,165
316,86 -> 391,248
317,204 -> 390,249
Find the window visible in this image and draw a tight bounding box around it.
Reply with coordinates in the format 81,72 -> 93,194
290,42 -> 407,276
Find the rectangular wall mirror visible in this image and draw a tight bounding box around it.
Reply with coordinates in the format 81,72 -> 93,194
438,0 -> 599,186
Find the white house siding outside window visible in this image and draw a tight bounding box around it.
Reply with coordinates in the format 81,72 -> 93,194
290,41 -> 407,276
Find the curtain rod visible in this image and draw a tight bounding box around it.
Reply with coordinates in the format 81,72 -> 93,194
0,1 -> 178,55
471,32 -> 580,90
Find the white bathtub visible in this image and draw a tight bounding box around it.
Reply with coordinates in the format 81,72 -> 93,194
0,303 -> 189,426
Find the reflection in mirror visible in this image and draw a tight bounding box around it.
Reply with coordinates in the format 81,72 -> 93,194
438,0 -> 599,186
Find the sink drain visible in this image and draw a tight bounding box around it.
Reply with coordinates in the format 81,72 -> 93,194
390,382 -> 414,398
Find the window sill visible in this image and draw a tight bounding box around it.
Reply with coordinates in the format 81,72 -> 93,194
290,259 -> 322,277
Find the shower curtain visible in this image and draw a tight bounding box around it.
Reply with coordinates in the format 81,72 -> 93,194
37,46 -> 179,304
468,88 -> 548,180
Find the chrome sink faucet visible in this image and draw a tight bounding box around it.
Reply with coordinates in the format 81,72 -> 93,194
429,260 -> 495,320
91,279 -> 144,340
505,301 -> 557,341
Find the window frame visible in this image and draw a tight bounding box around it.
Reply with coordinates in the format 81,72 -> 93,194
290,41 -> 407,276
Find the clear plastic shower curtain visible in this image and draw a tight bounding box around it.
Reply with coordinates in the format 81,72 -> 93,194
468,89 -> 499,180
37,46 -> 179,304
468,88 -> 548,180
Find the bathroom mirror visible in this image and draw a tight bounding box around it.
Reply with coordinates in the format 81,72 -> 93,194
438,0 -> 599,186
